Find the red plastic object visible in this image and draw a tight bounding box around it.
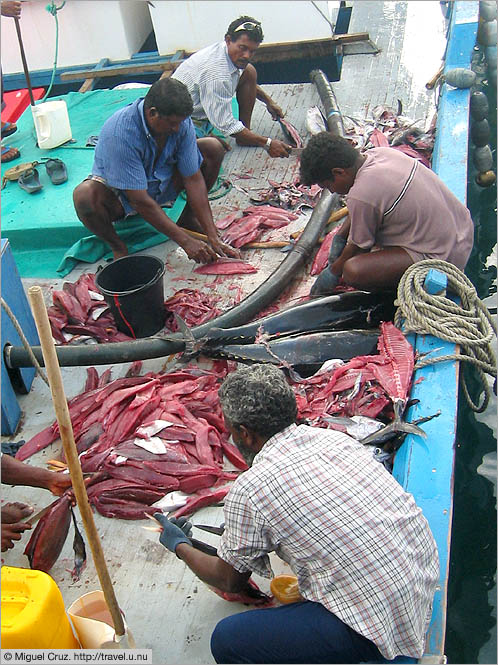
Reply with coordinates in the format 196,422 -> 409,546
1,88 -> 45,123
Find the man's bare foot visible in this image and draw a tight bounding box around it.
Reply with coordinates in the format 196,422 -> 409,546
2,502 -> 34,523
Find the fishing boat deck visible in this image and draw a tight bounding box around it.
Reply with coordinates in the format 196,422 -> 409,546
1,3 -> 452,663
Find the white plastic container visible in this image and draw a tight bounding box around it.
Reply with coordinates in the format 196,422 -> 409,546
31,100 -> 72,150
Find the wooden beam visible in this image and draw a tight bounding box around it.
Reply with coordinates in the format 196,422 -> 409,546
62,33 -> 371,83
61,59 -> 183,82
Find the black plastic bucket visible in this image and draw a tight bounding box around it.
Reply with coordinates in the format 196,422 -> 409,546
95,255 -> 166,338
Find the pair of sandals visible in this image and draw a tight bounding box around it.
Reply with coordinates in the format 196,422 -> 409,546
1,122 -> 20,163
18,158 -> 68,193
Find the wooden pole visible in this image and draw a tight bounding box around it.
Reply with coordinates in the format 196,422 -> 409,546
28,286 -> 126,639
14,17 -> 35,106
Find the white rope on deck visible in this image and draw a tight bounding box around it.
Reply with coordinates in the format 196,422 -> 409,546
1,297 -> 50,387
394,260 -> 497,413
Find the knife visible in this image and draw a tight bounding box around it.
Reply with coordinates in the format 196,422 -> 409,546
21,503 -> 53,525
289,147 -> 304,156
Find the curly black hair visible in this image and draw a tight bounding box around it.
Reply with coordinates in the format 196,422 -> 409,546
144,78 -> 193,118
226,15 -> 264,43
219,364 -> 297,439
300,133 -> 359,185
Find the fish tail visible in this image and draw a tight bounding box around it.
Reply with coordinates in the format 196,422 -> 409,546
360,420 -> 427,445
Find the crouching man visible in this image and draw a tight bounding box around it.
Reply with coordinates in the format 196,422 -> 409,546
155,364 -> 439,664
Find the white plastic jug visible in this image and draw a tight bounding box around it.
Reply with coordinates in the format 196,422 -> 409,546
31,100 -> 72,149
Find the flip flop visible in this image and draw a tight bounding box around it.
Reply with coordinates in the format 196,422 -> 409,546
1,121 -> 17,138
18,168 -> 43,193
1,145 -> 20,163
45,157 -> 68,184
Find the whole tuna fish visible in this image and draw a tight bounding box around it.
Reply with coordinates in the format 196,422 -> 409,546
203,330 -> 380,367
205,291 -> 395,345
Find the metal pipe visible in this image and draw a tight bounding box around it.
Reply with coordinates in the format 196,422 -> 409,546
6,191 -> 340,368
310,69 -> 344,136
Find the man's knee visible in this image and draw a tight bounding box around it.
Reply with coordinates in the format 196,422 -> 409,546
73,180 -> 97,217
210,617 -> 237,664
239,63 -> 257,87
197,137 -> 225,169
342,257 -> 365,288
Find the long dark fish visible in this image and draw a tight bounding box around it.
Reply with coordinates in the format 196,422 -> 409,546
70,507 -> 87,582
205,291 -> 395,345
202,329 -> 380,366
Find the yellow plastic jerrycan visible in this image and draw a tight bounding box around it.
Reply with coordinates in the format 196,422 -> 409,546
1,566 -> 80,649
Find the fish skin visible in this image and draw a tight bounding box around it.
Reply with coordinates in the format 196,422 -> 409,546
278,118 -> 303,148
70,508 -> 87,582
205,291 -> 396,345
204,330 -> 380,367
24,495 -> 72,573
305,106 -> 327,135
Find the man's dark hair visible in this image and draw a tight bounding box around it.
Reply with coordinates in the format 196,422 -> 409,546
300,133 -> 360,185
144,78 -> 193,117
219,364 -> 297,439
226,15 -> 264,43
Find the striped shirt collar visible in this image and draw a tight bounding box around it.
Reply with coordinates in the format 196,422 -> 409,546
253,422 -> 299,466
222,40 -> 242,76
136,99 -> 153,139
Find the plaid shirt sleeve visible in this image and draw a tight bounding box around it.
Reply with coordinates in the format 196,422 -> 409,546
217,483 -> 274,578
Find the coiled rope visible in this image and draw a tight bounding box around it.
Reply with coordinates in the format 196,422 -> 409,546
1,298 -> 50,387
394,260 -> 496,413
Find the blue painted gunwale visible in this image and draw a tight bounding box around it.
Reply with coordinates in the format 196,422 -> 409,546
392,2 -> 479,660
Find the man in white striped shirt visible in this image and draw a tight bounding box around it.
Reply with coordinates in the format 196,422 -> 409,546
155,364 -> 439,664
171,16 -> 292,158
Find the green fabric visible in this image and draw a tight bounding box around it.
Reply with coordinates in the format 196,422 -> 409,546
1,89 -> 238,278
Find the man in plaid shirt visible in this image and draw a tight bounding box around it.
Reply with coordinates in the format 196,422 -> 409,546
155,364 -> 439,664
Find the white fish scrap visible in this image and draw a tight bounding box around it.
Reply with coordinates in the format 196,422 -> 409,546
135,419 -> 181,438
133,436 -> 169,455
151,491 -> 190,512
306,106 -> 327,135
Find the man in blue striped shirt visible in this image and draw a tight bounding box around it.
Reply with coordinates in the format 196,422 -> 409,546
171,16 -> 292,158
73,78 -> 239,263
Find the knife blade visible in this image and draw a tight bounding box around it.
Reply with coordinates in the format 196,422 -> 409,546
21,503 -> 52,524
289,147 -> 304,156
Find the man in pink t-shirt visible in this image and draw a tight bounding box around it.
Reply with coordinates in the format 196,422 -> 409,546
300,133 -> 474,295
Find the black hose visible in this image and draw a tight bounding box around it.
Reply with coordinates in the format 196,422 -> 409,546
6,192 -> 340,368
310,69 -> 345,137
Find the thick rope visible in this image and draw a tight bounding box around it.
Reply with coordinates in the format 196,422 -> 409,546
394,260 -> 496,413
1,298 -> 50,387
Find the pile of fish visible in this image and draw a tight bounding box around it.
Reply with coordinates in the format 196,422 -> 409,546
164,289 -> 224,329
48,273 -> 133,345
216,205 -> 300,248
343,104 -> 435,167
291,321 -> 418,445
249,176 -> 322,210
47,277 -> 236,343
17,361 -> 250,569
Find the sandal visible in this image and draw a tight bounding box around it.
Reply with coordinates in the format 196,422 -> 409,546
1,121 -> 17,138
1,145 -> 20,163
18,168 -> 43,193
45,157 -> 68,184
